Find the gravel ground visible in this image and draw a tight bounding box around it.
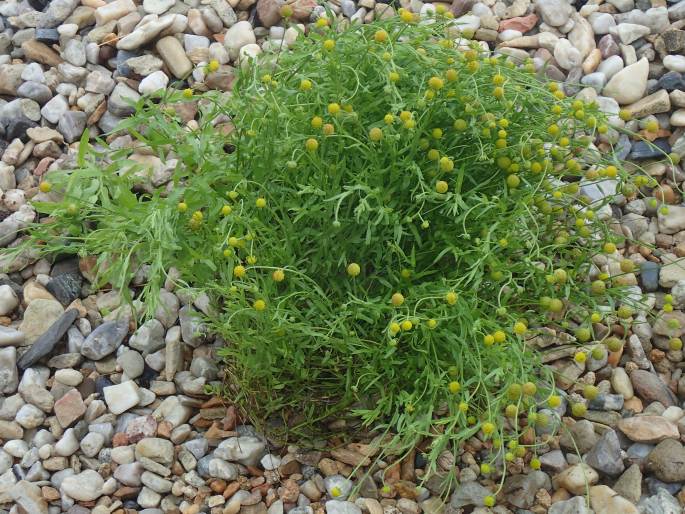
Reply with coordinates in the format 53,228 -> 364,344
2,0 -> 685,512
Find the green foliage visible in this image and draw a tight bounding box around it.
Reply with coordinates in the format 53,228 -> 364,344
26,14 -> 637,486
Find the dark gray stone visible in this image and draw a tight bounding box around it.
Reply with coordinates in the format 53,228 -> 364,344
585,430 -> 625,477
502,471 -> 551,509
35,28 -> 60,44
57,111 -> 87,144
658,71 -> 685,91
629,139 -> 671,160
588,393 -> 624,411
46,273 -> 82,306
640,261 -> 660,292
28,0 -> 50,11
80,319 -> 129,360
5,118 -> 37,142
17,309 -> 78,369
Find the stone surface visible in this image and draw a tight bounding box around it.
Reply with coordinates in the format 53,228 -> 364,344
646,438 -> 685,482
603,57 -> 649,104
81,318 -> 129,360
18,299 -> 64,345
618,416 -> 679,443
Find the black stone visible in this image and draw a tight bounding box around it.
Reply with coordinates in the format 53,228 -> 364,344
5,118 -> 38,142
415,452 -> 427,469
95,375 -> 114,398
640,261 -> 660,292
658,71 -> 684,92
17,309 -> 78,369
51,257 -> 80,277
115,50 -> 140,77
46,272 -> 82,306
137,364 -> 158,389
629,139 -> 671,161
35,28 -> 60,44
28,0 -> 50,11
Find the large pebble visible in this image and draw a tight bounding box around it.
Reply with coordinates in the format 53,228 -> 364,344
603,57 -> 649,104
61,469 -> 104,501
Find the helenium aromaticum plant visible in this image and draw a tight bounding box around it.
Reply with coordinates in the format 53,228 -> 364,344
23,12 -> 654,498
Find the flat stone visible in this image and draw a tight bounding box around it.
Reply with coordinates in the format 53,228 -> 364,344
18,299 -> 64,346
40,95 -> 69,125
17,309 -> 78,369
617,416 -> 679,443
502,470 -> 551,509
630,369 -> 677,406
54,388 -> 85,428
625,89 -> 670,118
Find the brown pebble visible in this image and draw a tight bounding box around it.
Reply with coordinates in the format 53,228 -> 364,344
157,420 -> 173,438
102,32 -> 118,45
224,405 -> 237,430
42,486 -> 60,501
114,486 -> 140,500
112,433 -> 129,447
172,461 -> 184,476
655,184 -> 676,204
210,479 -> 227,493
223,481 -> 242,499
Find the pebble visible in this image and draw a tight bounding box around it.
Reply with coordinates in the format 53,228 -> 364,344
103,380 -> 141,414
61,469 -> 104,501
139,70 -> 169,95
604,57 -> 649,104
81,318 -> 129,360
156,36 -> 193,79
585,430 -> 625,477
617,415 -> 679,443
590,485 -> 638,514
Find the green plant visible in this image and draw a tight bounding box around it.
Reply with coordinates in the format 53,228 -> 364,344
25,13 -> 641,501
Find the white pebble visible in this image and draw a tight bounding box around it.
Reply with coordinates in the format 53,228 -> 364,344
54,369 -> 83,386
